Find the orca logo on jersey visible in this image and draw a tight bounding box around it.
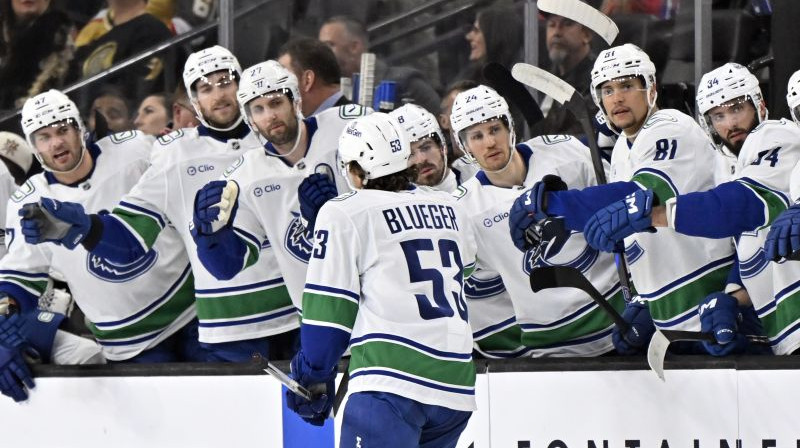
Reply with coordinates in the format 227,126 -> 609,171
284,212 -> 314,263
87,249 -> 159,283
523,244 -> 598,275
186,164 -> 214,176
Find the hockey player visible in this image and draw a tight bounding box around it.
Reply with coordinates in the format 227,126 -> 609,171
286,112 -> 478,447
191,60 -> 368,310
587,63 -> 800,354
450,85 -> 623,357
389,103 -> 478,192
0,89 -> 202,401
16,47 -> 298,362
509,44 -> 735,354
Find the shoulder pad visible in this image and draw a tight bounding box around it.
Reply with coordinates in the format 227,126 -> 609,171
538,135 -> 574,145
10,179 -> 36,203
108,130 -> 139,144
156,129 -> 186,146
642,110 -> 680,130
330,190 -> 358,202
452,184 -> 469,199
222,155 -> 245,178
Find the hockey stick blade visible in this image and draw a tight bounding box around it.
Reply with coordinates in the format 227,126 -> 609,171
530,265 -> 629,332
538,0 -> 619,45
647,330 -> 771,381
482,62 -> 544,129
264,363 -> 312,401
512,63 -> 575,106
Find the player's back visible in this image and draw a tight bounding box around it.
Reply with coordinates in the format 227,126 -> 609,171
305,186 -> 477,411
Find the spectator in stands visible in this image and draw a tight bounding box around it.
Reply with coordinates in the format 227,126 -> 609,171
87,86 -> 133,134
0,0 -> 75,110
456,5 -> 523,85
278,37 -> 352,117
70,0 -> 173,108
601,0 -> 668,17
532,9 -> 598,135
170,83 -> 200,129
319,15 -> 441,114
134,92 -> 171,136
438,79 -> 478,160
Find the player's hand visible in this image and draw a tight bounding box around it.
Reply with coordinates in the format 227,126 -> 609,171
286,350 -> 336,426
191,180 -> 239,237
583,189 -> 656,253
508,175 -> 567,252
19,198 -> 91,249
0,314 -> 35,403
698,292 -> 750,356
612,296 -> 655,355
298,173 -> 338,233
764,203 -> 800,261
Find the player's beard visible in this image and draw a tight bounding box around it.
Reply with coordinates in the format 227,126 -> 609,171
414,161 -> 445,186
721,117 -> 757,156
201,100 -> 240,129
263,117 -> 299,146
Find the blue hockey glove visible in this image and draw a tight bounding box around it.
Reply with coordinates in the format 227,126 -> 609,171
0,314 -> 34,403
19,198 -> 92,249
698,292 -> 751,356
298,173 -> 338,233
286,350 -> 336,426
764,203 -> 800,261
509,175 -> 567,252
612,296 -> 656,355
191,180 -> 240,237
583,189 -> 656,253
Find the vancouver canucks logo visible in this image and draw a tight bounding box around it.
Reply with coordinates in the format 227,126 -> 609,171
523,244 -> 598,276
87,249 -> 158,283
739,247 -> 768,279
284,212 -> 314,263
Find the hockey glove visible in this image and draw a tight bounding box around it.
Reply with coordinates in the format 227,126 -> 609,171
583,189 -> 656,253
191,180 -> 240,237
764,203 -> 800,261
509,175 -> 568,252
698,292 -> 753,357
0,314 -> 34,403
298,173 -> 338,233
286,350 -> 336,426
612,296 -> 656,355
19,198 -> 92,249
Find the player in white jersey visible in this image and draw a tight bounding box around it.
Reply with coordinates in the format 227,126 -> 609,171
450,85 -> 623,357
285,112 -> 477,447
15,47 -> 298,362
190,60 -> 368,310
389,103 -> 478,192
0,90 -> 204,401
510,44 -> 735,354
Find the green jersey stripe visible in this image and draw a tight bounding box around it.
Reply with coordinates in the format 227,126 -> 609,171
302,292 -> 359,331
196,285 -> 293,320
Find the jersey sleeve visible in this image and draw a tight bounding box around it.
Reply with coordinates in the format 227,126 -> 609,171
299,203 -> 360,370
0,190 -> 52,312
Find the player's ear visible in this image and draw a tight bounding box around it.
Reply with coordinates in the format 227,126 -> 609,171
301,70 -> 315,93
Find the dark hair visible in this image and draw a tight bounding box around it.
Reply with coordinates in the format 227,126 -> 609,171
323,15 -> 369,47
140,92 -> 172,121
477,5 -> 524,68
348,162 -> 417,192
279,37 -> 341,85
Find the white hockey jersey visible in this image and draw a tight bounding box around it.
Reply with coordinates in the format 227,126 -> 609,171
302,187 -> 478,411
109,126 -> 297,343
611,109 -> 735,331
433,156 -> 479,194
0,162 -> 16,258
455,135 -> 623,357
222,105 -> 369,309
729,119 -> 800,354
0,132 -> 196,360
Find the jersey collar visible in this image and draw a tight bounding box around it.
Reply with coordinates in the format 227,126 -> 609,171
265,115 -> 319,168
197,121 -> 250,143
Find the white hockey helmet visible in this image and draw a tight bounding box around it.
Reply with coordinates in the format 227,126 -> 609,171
389,103 -> 446,149
237,60 -> 302,132
182,45 -> 243,130
786,69 -> 800,125
696,63 -> 766,144
591,44 -> 658,118
20,89 -> 87,172
449,85 -> 515,160
338,112 -> 410,184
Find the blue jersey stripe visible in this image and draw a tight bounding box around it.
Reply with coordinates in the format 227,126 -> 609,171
350,333 -> 472,360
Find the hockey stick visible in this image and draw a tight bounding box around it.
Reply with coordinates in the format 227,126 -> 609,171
512,62 -> 634,303
530,265 -> 629,332
647,329 -> 770,381
538,0 -> 619,45
264,362 -> 312,401
332,357 -> 350,415
482,62 -> 544,129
